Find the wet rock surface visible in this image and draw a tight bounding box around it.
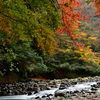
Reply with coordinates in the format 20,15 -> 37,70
1,76 -> 100,100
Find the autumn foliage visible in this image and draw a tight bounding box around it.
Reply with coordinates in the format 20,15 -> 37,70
56,0 -> 89,48
56,0 -> 82,37
0,0 -> 100,80
92,0 -> 100,14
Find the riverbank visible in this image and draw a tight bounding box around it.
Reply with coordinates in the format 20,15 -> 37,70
0,76 -> 100,100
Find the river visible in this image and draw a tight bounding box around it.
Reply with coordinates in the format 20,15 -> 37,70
0,81 -> 98,100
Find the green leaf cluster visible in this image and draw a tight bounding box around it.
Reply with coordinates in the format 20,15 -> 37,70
44,50 -> 100,77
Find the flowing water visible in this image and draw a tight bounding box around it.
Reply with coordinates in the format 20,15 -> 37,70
0,81 -> 97,100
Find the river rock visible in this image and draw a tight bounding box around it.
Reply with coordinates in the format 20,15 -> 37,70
53,96 -> 66,100
33,79 -> 39,83
47,93 -> 53,97
59,84 -> 66,90
91,87 -> 98,91
14,90 -> 20,95
91,84 -> 99,88
35,96 -> 41,99
97,82 -> 100,87
96,89 -> 100,95
27,87 -> 33,91
34,83 -> 39,87
71,82 -> 77,85
46,87 -> 51,90
39,84 -> 47,90
55,90 -> 66,97
28,91 -> 32,95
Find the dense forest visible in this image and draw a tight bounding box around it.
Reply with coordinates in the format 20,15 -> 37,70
0,0 -> 100,82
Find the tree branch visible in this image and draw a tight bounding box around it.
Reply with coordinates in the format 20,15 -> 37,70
49,0 -> 58,12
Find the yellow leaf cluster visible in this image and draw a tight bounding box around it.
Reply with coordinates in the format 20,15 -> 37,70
75,46 -> 100,65
88,37 -> 97,40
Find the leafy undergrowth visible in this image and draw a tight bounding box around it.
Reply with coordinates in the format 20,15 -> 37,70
28,50 -> 100,79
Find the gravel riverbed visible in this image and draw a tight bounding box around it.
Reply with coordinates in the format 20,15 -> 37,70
1,76 -> 100,100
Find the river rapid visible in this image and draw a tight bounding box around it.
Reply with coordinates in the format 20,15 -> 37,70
0,76 -> 100,100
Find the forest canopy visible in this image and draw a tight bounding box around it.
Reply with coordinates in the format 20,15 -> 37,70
0,0 -> 100,81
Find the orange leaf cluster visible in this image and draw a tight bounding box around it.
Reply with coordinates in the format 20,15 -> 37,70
56,0 -> 88,47
74,42 -> 85,48
92,0 -> 100,14
56,0 -> 82,36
